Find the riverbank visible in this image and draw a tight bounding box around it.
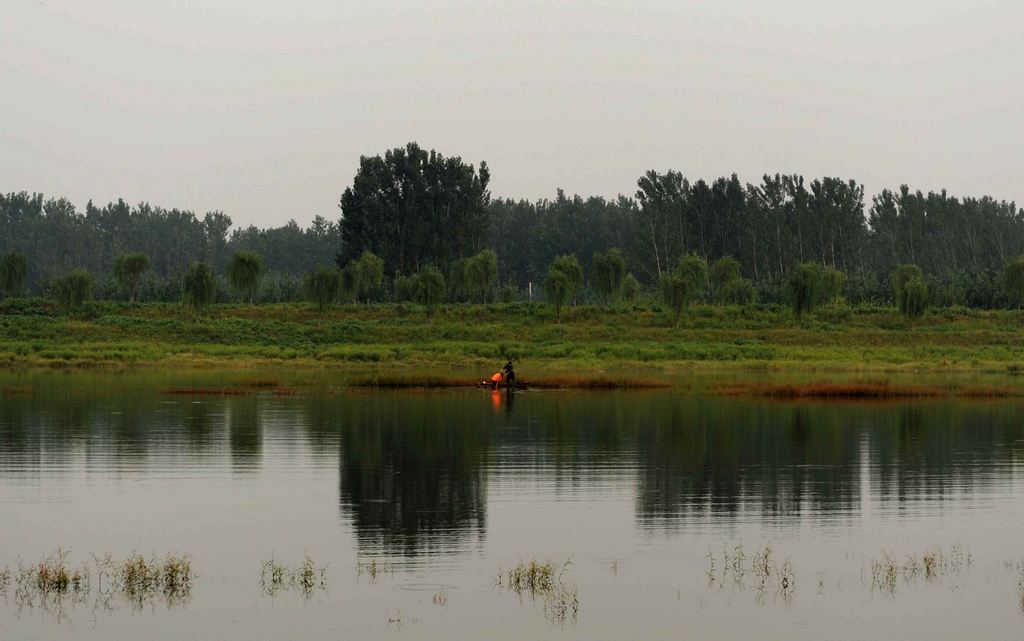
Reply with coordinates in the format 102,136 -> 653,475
2,299 -> 1024,377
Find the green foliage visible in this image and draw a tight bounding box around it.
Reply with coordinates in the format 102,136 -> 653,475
788,262 -> 822,319
902,276 -> 929,319
226,251 -> 264,304
182,263 -> 217,316
822,267 -> 846,302
464,249 -> 499,303
52,268 -> 93,319
660,254 -> 708,326
354,251 -> 384,303
413,266 -> 446,315
891,264 -> 924,313
0,251 -> 28,298
1003,257 -> 1024,308
113,252 -> 151,304
709,256 -> 741,303
592,248 -> 627,305
304,267 -> 340,316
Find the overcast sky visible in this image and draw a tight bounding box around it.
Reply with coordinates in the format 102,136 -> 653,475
2,0 -> 1021,228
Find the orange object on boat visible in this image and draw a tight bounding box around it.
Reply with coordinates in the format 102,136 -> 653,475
491,372 -> 503,384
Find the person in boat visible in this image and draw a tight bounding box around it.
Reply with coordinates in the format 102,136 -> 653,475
501,360 -> 516,390
489,370 -> 503,390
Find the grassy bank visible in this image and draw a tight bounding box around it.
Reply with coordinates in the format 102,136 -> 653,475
2,298 -> 1024,377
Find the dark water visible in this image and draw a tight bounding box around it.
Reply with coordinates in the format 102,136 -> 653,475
2,371 -> 1024,640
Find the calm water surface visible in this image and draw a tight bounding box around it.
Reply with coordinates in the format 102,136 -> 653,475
2,370 -> 1024,640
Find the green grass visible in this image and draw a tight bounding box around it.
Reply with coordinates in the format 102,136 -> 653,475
3,298 -> 1024,375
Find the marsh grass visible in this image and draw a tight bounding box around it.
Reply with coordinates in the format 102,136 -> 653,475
432,587 -> 448,607
259,556 -> 327,597
496,557 -> 579,625
867,545 -> 971,595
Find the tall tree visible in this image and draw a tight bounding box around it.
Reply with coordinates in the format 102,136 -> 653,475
226,251 -> 265,304
113,252 -> 150,304
338,142 -> 491,275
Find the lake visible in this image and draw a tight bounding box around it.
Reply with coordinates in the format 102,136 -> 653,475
2,370 -> 1024,640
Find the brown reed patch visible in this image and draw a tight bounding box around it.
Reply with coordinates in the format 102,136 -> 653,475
347,374 -> 669,390
715,381 -> 1023,400
159,385 -> 302,397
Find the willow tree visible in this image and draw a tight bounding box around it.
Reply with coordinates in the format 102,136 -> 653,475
548,254 -> 584,306
788,262 -> 822,319
592,248 -> 627,305
622,273 -> 642,303
0,251 -> 28,298
414,266 -> 446,316
113,252 -> 150,304
53,268 -> 93,320
465,249 -> 498,303
660,253 -> 708,326
226,251 -> 264,305
709,256 -> 741,304
902,276 -> 928,320
891,264 -> 924,315
543,266 -> 572,320
354,251 -> 384,303
821,267 -> 846,303
183,262 -> 217,317
1004,257 -> 1024,308
305,267 -> 339,322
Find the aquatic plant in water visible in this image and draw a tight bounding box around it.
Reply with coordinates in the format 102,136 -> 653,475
496,557 -> 579,625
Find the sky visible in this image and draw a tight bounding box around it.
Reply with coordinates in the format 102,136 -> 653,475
1,0 -> 1022,228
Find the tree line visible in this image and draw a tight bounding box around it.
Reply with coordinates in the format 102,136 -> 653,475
1,141 -> 1021,310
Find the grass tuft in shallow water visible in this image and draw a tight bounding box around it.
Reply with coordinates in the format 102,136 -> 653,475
496,557 -> 579,625
259,555 -> 327,597
356,558 -> 394,583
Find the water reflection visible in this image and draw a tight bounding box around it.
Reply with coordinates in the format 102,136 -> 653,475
2,375 -> 1024,557
336,392 -> 490,556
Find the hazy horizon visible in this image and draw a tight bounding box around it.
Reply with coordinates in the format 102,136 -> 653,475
2,0 -> 1021,228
